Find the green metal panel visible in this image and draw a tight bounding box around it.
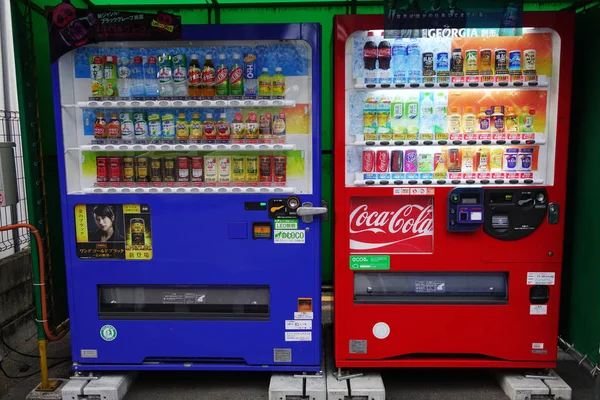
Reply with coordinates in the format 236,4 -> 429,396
321,154 -> 333,283
561,5 -> 600,364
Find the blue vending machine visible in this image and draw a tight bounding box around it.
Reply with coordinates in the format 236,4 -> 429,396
52,23 -> 323,372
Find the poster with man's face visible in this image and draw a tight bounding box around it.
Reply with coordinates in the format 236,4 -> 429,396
74,204 -> 152,260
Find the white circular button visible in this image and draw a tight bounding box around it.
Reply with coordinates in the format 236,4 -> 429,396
372,322 -> 390,339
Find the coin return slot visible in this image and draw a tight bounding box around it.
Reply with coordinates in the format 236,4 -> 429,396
492,214 -> 510,230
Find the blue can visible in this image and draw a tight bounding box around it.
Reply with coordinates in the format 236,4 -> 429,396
509,50 -> 521,72
436,52 -> 449,72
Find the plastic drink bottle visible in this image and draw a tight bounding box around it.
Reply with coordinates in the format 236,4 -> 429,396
202,55 -> 216,97
172,54 -> 188,97
378,38 -> 392,87
419,92 -> 434,139
433,92 -> 448,137
405,94 -> 419,138
272,67 -> 286,97
130,56 -> 145,98
188,54 -> 202,97
258,68 -> 272,97
157,53 -> 174,97
392,39 -> 407,86
144,56 -> 159,98
363,32 -> 378,87
117,54 -> 131,99
229,53 -> 243,97
103,56 -> 118,97
215,54 -> 229,96
407,40 -> 421,85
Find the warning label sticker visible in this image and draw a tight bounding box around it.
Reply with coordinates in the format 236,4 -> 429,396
285,320 -> 312,330
527,272 -> 555,285
294,312 -> 313,320
530,305 -> 548,315
285,332 -> 312,342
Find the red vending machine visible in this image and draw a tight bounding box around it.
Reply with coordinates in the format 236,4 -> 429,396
333,13 -> 573,368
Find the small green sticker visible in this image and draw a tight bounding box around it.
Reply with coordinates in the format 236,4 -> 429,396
350,255 -> 390,270
100,324 -> 117,341
274,219 -> 298,230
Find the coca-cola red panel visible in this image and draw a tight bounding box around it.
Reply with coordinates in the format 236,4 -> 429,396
349,196 -> 433,254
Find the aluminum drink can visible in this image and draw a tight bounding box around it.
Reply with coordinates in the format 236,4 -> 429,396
273,156 -> 286,185
523,49 -> 536,72
191,156 -> 204,182
232,156 -> 246,185
259,155 -> 273,184
150,157 -> 162,182
246,156 -> 259,184
123,156 -> 135,182
375,150 -> 389,173
494,49 -> 507,72
204,156 -> 218,184
509,50 -> 521,72
390,150 -> 403,172
135,156 -> 149,182
362,150 -> 375,172
404,149 -> 417,172
96,156 -> 108,182
177,156 -> 190,182
479,49 -> 493,75
163,157 -> 176,182
109,157 -> 122,182
217,156 -> 231,185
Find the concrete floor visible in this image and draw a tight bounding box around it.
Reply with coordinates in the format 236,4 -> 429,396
0,320 -> 597,399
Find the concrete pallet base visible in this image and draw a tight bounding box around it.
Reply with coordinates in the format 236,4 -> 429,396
493,370 -> 572,400
326,369 -> 385,400
61,373 -> 137,400
269,373 -> 327,400
25,381 -> 65,400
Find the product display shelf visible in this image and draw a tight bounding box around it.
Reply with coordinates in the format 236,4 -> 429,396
348,133 -> 546,147
81,186 -> 295,194
353,178 -> 544,186
353,78 -> 549,90
67,99 -> 296,109
77,143 -> 296,152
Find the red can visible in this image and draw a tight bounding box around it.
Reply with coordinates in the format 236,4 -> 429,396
390,150 -> 403,172
273,156 -> 286,186
362,150 -> 375,172
109,156 -> 122,182
259,155 -> 273,185
191,156 -> 204,183
96,156 -> 108,182
375,150 -> 389,172
177,156 -> 190,182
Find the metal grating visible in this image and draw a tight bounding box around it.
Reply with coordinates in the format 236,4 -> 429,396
0,110 -> 29,257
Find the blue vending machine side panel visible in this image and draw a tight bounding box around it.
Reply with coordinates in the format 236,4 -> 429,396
53,23 -> 322,372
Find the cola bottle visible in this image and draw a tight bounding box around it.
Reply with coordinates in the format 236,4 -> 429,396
363,32 -> 378,88
378,39 -> 392,88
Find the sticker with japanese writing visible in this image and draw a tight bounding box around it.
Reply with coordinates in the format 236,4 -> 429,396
74,204 -> 152,260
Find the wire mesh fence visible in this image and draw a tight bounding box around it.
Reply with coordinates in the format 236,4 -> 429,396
0,110 -> 30,258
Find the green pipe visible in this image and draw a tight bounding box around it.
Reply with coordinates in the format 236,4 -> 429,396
12,1 -> 46,341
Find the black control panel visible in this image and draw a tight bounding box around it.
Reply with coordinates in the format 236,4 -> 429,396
483,188 -> 548,241
268,196 -> 301,219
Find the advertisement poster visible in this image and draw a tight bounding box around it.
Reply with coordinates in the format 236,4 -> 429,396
75,204 -> 153,260
46,1 -> 181,62
384,0 -> 523,37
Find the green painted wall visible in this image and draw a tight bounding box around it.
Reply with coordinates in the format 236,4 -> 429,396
561,5 -> 600,364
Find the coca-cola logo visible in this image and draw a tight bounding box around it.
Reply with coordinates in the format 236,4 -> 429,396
349,197 -> 433,253
378,47 -> 391,58
230,67 -> 243,84
364,48 -> 377,58
216,67 -> 228,85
